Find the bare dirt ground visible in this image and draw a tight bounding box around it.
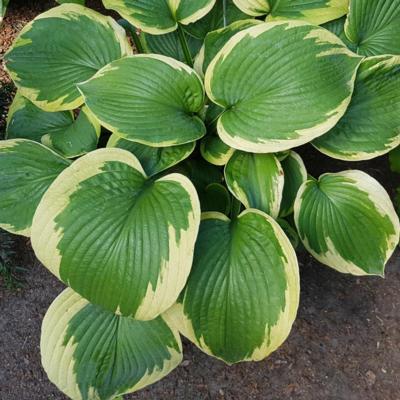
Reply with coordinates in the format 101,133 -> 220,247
1,1 -> 400,399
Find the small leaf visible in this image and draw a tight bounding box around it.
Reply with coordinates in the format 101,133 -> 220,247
103,0 -> 217,34
279,151 -> 307,217
294,170 -> 400,276
107,133 -> 195,176
42,288 -> 182,400
389,147 -> 400,174
200,134 -> 235,166
225,151 -> 284,218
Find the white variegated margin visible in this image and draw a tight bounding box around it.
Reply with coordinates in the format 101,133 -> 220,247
31,148 -> 201,320
165,209 -> 300,363
233,0 -> 270,16
294,170 -> 400,276
4,4 -> 132,112
205,21 -> 362,153
41,288 -> 183,400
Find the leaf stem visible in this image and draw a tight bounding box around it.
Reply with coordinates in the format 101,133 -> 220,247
223,0 -> 227,27
119,19 -> 145,54
177,24 -> 193,67
230,198 -> 242,220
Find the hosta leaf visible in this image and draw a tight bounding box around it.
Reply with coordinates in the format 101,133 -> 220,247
205,21 -> 361,153
41,107 -> 101,158
344,0 -> 400,56
102,0 -> 217,34
6,92 -> 74,143
313,56 -> 400,161
107,133 -> 195,176
266,0 -> 349,25
140,30 -> 202,63
166,210 -> 299,364
200,134 -> 235,166
78,55 -> 206,147
42,288 -> 182,400
4,4 -> 131,111
185,0 -> 249,39
0,139 -> 71,236
31,148 -> 200,319
277,218 -> 300,250
7,94 -> 101,158
225,151 -> 284,218
321,16 -> 356,51
279,151 -> 307,217
294,170 -> 400,276
196,19 -> 262,75
234,0 -> 348,24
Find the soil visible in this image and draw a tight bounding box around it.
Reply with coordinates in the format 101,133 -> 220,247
1,2 -> 400,400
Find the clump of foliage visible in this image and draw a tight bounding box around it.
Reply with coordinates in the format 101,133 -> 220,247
1,0 -> 399,398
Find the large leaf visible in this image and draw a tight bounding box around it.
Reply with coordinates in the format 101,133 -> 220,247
102,0 -> 217,34
166,210 -> 299,364
344,0 -> 400,56
41,107 -> 101,158
4,4 -> 131,111
31,148 -> 200,320
294,170 -> 400,276
279,151 -> 307,217
225,151 -> 284,218
42,288 -> 182,400
313,56 -> 400,161
6,92 -> 74,142
0,139 -> 71,236
266,0 -> 349,25
205,21 -> 361,153
234,0 -> 348,24
196,19 -> 262,75
107,133 -> 195,176
185,0 -> 249,39
7,94 -> 101,158
78,55 -> 206,147
200,134 -> 235,166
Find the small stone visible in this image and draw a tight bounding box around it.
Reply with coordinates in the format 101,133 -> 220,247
366,370 -> 376,386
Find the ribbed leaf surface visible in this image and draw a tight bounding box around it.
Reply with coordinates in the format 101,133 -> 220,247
42,288 -> 182,400
294,170 -> 400,276
4,4 -> 131,111
167,210 -> 299,364
31,148 -> 200,319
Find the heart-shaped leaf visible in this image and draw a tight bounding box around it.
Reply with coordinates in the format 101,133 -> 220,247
4,4 -> 131,111
42,288 -> 182,400
31,148 -> 200,320
166,210 -> 299,364
205,21 -> 361,153
294,170 -> 400,276
103,0 -> 217,34
78,55 -> 206,147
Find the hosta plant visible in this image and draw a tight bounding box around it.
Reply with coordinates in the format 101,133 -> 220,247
1,0 -> 400,398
